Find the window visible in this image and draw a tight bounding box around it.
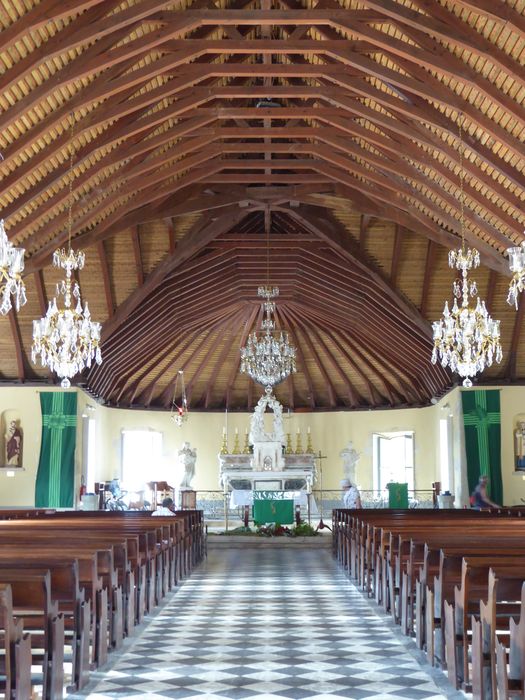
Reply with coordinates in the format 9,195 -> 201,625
121,429 -> 163,491
373,431 -> 414,491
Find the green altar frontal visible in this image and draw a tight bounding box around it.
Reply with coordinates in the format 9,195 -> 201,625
386,482 -> 409,509
253,491 -> 294,525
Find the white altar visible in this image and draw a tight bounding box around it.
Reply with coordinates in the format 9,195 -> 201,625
219,389 -> 316,497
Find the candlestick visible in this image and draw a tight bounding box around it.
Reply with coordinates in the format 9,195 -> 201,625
233,429 -> 240,454
295,430 -> 303,454
285,433 -> 293,454
306,431 -> 314,454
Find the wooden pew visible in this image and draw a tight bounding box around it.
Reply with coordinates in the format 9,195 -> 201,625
495,582 -> 525,699
335,510 -> 525,696
0,583 -> 31,700
444,556 -> 525,692
0,561 -> 90,692
0,570 -> 64,700
471,567 -> 525,700
0,548 -> 106,671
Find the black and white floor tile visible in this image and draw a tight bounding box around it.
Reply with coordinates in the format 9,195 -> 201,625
69,547 -> 466,700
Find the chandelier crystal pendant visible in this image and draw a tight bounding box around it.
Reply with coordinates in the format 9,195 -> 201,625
0,219 -> 27,315
431,115 -> 502,388
431,247 -> 502,387
31,116 -> 102,388
506,238 -> 525,309
240,285 -> 297,390
170,370 -> 189,426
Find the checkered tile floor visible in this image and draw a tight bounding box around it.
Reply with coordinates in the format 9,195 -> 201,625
69,548 -> 466,699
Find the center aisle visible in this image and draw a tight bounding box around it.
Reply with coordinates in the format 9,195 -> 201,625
71,548 -> 465,700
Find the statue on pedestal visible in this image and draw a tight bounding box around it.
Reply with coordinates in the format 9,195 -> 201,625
177,441 -> 197,489
340,440 -> 360,483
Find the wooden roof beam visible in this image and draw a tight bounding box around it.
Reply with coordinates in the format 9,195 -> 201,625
202,304 -> 258,409
278,308 -> 316,410
419,240 -> 435,319
7,309 -> 25,382
283,308 -> 337,408
132,226 -> 145,288
97,241 -> 115,318
99,206 -> 250,343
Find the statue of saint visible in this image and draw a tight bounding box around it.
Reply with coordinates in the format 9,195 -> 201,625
515,421 -> 525,470
5,420 -> 22,467
340,440 -> 360,482
177,442 -> 197,489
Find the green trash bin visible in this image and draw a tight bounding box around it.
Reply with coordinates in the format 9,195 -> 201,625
387,482 -> 409,509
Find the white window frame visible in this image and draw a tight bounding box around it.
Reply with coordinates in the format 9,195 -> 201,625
373,431 -> 415,492
121,429 -> 163,491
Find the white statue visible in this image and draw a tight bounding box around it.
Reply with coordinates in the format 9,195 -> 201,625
177,441 -> 196,489
249,389 -> 286,471
249,390 -> 285,446
340,441 -> 360,482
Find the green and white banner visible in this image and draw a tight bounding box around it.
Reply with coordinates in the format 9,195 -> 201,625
461,389 -> 502,505
35,392 -> 77,508
253,491 -> 294,525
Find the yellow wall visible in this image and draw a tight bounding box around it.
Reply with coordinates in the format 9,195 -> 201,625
0,383 -> 523,507
99,402 -> 439,493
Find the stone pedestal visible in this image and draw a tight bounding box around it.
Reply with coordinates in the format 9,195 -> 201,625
180,489 -> 197,510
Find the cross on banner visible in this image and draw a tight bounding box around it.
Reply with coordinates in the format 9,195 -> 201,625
463,392 -> 500,478
461,389 -> 503,505
35,392 -> 77,508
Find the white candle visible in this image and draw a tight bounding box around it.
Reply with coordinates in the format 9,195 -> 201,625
222,427 -> 226,436
235,427 -> 238,435
307,426 -> 311,434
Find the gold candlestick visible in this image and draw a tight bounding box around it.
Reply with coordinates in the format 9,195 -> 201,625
233,430 -> 240,454
243,432 -> 251,454
285,433 -> 293,454
295,430 -> 303,454
306,432 -> 314,454
220,433 -> 229,455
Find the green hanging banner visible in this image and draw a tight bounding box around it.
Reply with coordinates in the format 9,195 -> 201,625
461,389 -> 502,505
35,392 -> 78,508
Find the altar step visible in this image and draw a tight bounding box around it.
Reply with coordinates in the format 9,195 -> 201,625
208,533 -> 332,548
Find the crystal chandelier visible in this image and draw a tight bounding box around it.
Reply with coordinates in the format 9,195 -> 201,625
240,285 -> 297,390
431,116 -> 502,388
31,118 -> 102,388
170,370 -> 189,426
0,219 -> 27,315
506,237 -> 525,309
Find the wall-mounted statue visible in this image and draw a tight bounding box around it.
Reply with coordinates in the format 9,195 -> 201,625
5,420 -> 22,467
177,441 -> 197,489
514,419 -> 525,470
340,440 -> 360,483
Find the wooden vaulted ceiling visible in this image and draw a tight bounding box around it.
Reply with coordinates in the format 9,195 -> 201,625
0,0 -> 523,411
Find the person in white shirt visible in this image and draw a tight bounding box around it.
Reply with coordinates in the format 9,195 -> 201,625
341,478 -> 362,509
152,497 -> 175,516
